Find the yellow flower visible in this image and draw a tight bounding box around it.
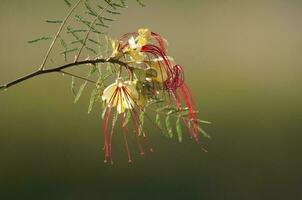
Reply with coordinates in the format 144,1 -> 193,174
123,36 -> 145,63
102,79 -> 139,114
110,39 -> 122,59
123,28 -> 151,63
137,28 -> 151,47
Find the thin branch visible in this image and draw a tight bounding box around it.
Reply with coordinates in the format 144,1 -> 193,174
0,58 -> 126,90
40,0 -> 84,70
75,1 -> 112,62
60,70 -> 98,85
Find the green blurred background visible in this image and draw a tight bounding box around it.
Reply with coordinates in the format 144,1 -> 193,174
1,0 -> 302,199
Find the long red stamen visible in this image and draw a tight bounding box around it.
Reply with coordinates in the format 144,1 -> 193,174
103,87 -> 119,163
122,87 -> 145,155
122,87 -> 158,154
177,84 -> 199,142
120,114 -> 132,163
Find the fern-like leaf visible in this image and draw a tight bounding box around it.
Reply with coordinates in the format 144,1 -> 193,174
74,82 -> 88,103
135,0 -> 145,7
88,88 -> 100,114
71,76 -> 77,97
63,0 -> 72,7
165,115 -> 173,138
176,117 -> 182,142
46,20 -> 63,24
198,126 -> 211,139
27,36 -> 52,44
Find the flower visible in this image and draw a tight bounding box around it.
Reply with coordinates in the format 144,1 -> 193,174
101,78 -> 148,164
100,28 -> 207,164
119,28 -> 152,63
126,36 -> 146,63
102,78 -> 139,114
110,39 -> 122,59
137,28 -> 151,47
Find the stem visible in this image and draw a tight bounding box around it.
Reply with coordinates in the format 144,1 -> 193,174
60,71 -> 98,85
0,58 -> 126,90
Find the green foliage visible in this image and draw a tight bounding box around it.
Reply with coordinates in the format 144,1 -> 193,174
46,20 -> 63,24
71,76 -> 77,96
96,22 -> 110,28
67,26 -> 84,44
119,0 -> 127,7
135,0 -> 145,7
176,117 -> 182,142
27,37 -> 52,44
198,126 -> 211,139
67,26 -> 100,55
155,113 -> 162,131
106,9 -> 121,15
74,14 -> 102,34
198,119 -> 212,124
74,81 -> 88,103
88,88 -> 100,114
147,99 -> 164,107
88,38 -> 102,47
63,0 -> 72,7
86,46 -> 98,55
60,38 -> 68,49
29,0 -> 138,63
60,38 -> 68,61
61,48 -> 78,55
165,115 -> 173,138
84,0 -> 97,16
149,103 -> 211,141
112,2 -> 127,9
104,0 -> 118,10
73,65 -> 97,103
28,0 -> 147,60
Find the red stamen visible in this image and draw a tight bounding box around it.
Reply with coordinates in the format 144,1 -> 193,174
120,114 -> 132,163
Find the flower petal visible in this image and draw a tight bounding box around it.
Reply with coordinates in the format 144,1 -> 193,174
102,82 -> 117,103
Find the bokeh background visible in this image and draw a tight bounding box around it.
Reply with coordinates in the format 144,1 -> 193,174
1,0 -> 302,199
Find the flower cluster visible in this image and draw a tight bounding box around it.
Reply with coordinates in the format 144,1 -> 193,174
100,28 -> 206,164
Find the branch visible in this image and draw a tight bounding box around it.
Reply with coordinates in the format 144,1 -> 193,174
0,58 -> 126,90
60,70 -> 98,85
